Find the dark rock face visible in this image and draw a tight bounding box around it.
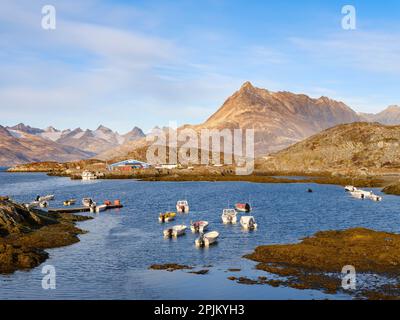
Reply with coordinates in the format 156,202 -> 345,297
0,198 -> 91,274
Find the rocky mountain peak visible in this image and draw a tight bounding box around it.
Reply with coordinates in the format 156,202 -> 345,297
96,125 -> 113,133
45,126 -> 59,133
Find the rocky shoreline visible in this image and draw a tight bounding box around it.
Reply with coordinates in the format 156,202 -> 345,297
244,228 -> 400,299
0,197 -> 92,274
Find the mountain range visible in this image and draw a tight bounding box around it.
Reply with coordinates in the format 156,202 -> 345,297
98,82 -> 400,161
1,82 -> 399,166
0,124 -> 145,166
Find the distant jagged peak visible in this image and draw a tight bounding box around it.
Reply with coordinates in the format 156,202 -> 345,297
96,125 -> 113,133
45,126 -> 59,133
383,105 -> 400,112
9,123 -> 44,134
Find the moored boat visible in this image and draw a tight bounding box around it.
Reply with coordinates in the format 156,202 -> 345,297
176,200 -> 189,213
159,212 -> 176,223
37,194 -> 55,202
367,193 -> 383,201
221,209 -> 237,224
25,201 -> 40,209
82,198 -> 96,207
82,170 -> 97,181
190,221 -> 209,233
345,186 -> 357,192
163,225 -> 187,238
235,203 -> 251,212
240,216 -> 258,230
195,231 -> 219,247
39,201 -> 49,208
63,199 -> 77,206
94,204 -> 108,213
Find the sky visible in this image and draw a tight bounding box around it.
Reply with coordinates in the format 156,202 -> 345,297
1,0 -> 400,133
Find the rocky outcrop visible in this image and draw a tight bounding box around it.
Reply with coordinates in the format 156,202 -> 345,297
0,198 -> 91,274
259,122 -> 400,174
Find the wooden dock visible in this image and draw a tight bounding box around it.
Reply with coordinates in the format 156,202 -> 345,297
48,205 -> 123,214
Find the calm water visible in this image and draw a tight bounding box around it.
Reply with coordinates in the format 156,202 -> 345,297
0,171 -> 398,300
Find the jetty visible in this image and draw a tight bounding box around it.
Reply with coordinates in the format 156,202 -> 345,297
48,204 -> 123,214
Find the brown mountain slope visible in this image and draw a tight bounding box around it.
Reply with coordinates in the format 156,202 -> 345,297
196,81 -> 361,155
360,105 -> 400,125
259,122 -> 400,174
0,125 -> 94,166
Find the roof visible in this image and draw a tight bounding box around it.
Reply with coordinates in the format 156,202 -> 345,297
109,159 -> 151,167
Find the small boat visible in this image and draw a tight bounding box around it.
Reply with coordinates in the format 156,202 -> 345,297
190,221 -> 209,233
195,231 -> 219,247
163,225 -> 187,238
240,216 -> 258,230
367,193 -> 383,202
159,212 -> 176,223
176,200 -> 189,213
82,198 -> 96,207
63,199 -> 77,206
82,170 -> 97,181
221,209 -> 237,224
25,201 -> 40,209
39,201 -> 49,208
95,204 -> 108,213
235,203 -> 251,212
345,186 -> 357,192
350,190 -> 366,199
37,194 -> 55,202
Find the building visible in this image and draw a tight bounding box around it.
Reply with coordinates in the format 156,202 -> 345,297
155,164 -> 178,170
108,159 -> 152,171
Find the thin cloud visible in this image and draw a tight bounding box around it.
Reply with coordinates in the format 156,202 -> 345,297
290,31 -> 400,74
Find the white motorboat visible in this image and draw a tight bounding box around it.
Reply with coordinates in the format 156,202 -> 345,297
190,221 -> 209,233
82,170 -> 97,181
39,201 -> 49,208
195,231 -> 219,247
82,198 -> 96,207
38,195 -> 55,202
176,200 -> 189,213
350,189 -> 381,201
25,201 -> 40,209
221,209 -> 237,224
344,186 -> 357,192
163,225 -> 187,238
240,216 -> 258,230
368,193 -> 383,201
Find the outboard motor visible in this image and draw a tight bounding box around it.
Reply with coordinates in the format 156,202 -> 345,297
198,232 -> 205,247
167,228 -> 173,238
249,219 -> 254,229
161,214 -> 165,223
245,203 -> 250,212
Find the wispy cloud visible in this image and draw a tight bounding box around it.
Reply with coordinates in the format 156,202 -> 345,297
290,31 -> 400,74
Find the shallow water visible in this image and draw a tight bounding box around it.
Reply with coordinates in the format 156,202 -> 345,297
0,172 -> 398,300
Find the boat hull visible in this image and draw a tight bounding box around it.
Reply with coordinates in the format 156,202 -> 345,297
164,225 -> 187,237
221,214 -> 237,224
190,221 -> 209,233
195,232 -> 219,247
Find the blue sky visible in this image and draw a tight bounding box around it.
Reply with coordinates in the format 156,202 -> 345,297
1,0 -> 400,133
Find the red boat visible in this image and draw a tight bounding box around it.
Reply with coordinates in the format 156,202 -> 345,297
235,203 -> 251,212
